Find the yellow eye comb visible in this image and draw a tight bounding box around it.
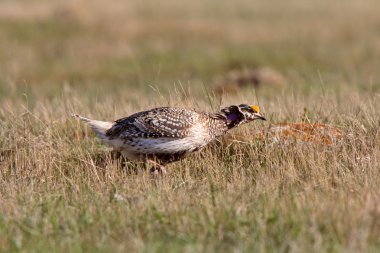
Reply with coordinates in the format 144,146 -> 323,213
250,105 -> 260,113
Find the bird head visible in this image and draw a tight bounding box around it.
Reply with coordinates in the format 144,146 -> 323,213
220,104 -> 266,128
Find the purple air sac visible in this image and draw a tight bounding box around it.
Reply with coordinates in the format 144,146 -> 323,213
227,113 -> 240,122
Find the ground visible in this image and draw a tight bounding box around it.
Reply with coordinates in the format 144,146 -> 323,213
0,0 -> 380,252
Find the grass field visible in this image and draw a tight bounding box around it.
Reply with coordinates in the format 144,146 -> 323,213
1,0 -> 380,252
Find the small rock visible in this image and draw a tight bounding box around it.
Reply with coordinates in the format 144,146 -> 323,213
113,193 -> 125,202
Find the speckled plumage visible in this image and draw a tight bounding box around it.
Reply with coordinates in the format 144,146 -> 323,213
104,107 -> 228,163
72,104 -> 265,174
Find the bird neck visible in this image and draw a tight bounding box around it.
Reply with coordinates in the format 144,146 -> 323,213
210,112 -> 243,130
208,113 -> 233,137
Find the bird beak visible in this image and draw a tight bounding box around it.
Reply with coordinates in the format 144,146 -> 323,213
256,113 -> 266,121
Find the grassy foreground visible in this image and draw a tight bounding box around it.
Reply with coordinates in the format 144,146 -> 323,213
1,0 -> 380,252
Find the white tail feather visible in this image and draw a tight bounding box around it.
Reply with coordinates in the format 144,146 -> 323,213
71,113 -> 114,140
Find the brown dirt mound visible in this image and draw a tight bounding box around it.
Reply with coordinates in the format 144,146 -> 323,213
223,122 -> 344,146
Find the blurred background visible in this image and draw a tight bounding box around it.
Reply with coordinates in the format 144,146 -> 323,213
0,0 -> 380,105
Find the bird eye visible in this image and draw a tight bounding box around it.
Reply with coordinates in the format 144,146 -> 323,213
239,104 -> 250,111
239,104 -> 255,112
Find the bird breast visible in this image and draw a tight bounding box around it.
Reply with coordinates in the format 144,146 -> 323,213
120,122 -> 211,155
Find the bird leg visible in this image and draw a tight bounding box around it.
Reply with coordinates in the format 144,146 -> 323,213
150,165 -> 167,177
146,159 -> 167,177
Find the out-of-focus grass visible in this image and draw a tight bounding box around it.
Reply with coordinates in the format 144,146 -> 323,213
1,0 -> 380,100
1,0 -> 380,252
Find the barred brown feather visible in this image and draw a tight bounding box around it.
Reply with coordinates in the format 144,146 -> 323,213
106,107 -> 200,139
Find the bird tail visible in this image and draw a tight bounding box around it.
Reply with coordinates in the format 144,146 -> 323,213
71,113 -> 114,140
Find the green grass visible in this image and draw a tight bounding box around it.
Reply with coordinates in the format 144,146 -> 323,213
1,0 -> 380,252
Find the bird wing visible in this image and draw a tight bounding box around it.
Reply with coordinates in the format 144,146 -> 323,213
106,107 -> 201,139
